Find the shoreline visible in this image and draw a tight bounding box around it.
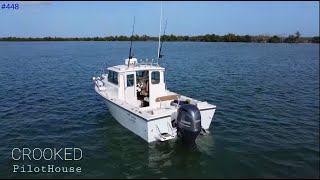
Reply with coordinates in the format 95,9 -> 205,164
0,40 -> 318,44
1,34 -> 319,43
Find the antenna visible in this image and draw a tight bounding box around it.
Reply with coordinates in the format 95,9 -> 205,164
158,18 -> 167,64
157,2 -> 163,65
128,16 -> 135,67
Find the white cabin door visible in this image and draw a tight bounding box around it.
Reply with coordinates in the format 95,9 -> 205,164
125,73 -> 136,103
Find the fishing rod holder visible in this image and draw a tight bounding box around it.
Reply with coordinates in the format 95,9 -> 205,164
138,59 -> 159,67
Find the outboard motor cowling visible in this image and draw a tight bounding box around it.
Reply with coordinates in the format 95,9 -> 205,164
176,104 -> 201,145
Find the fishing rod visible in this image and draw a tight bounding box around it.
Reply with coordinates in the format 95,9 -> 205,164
157,18 -> 167,65
157,2 -> 163,65
128,16 -> 135,67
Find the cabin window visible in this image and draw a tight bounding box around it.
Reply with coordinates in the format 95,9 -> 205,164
108,70 -> 118,85
127,74 -> 134,87
151,71 -> 160,84
136,71 -> 143,78
136,70 -> 148,78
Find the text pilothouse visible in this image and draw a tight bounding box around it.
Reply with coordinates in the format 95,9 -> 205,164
11,148 -> 83,173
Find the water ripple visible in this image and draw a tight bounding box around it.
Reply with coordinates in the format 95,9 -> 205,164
0,42 -> 318,178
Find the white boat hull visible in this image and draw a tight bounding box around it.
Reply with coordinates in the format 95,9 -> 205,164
102,97 -> 215,143
103,98 -> 149,142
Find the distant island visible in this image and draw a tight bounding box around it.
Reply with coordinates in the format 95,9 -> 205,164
1,31 -> 319,43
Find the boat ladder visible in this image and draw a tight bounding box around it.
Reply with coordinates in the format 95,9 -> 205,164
154,123 -> 176,142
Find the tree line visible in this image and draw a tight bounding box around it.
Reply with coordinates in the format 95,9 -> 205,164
0,31 -> 319,43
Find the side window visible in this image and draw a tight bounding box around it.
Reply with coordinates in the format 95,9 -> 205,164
108,70 -> 113,82
151,71 -> 160,84
108,70 -> 118,85
127,74 -> 134,87
113,72 -> 118,85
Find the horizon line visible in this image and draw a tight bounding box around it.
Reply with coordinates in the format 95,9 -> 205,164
1,33 -> 319,39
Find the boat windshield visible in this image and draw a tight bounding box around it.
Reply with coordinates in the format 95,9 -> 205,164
108,70 -> 119,85
136,70 -> 148,78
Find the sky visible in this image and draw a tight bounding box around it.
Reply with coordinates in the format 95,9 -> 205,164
0,1 -> 319,37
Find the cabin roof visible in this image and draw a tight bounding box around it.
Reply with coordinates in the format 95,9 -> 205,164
107,64 -> 165,73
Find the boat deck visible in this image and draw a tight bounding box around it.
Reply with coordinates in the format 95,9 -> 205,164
95,85 -> 216,121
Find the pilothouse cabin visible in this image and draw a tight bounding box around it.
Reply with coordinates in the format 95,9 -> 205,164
105,58 -> 167,109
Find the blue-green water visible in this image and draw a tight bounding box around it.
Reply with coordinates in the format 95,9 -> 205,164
0,42 -> 319,178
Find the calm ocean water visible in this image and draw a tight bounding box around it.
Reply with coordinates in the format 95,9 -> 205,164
0,41 -> 319,179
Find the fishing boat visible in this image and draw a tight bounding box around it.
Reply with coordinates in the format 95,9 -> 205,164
92,7 -> 216,144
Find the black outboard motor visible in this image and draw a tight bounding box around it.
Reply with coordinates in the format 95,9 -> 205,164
176,104 -> 201,145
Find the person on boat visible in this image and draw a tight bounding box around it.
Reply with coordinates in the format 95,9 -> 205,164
140,79 -> 149,96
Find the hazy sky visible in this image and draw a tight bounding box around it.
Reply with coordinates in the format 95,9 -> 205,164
0,1 -> 319,37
